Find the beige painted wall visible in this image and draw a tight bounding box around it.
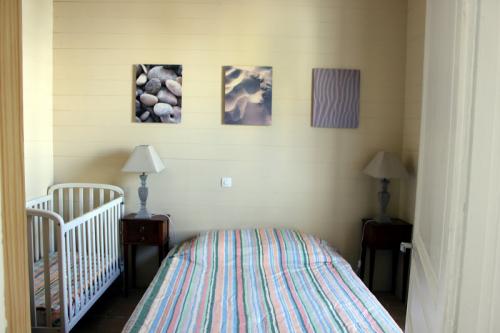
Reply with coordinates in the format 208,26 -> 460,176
399,0 -> 426,222
53,0 -> 408,270
22,0 -> 54,200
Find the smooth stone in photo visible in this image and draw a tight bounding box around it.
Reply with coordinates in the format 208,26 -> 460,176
161,106 -> 181,123
148,66 -> 177,82
135,99 -> 141,111
153,103 -> 173,116
157,88 -> 177,105
135,116 -> 141,122
140,93 -> 158,106
140,111 -> 150,121
136,88 -> 143,97
166,79 -> 182,96
136,73 -> 147,86
176,76 -> 182,85
145,78 -> 161,95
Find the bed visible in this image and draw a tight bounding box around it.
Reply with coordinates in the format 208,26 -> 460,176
124,229 -> 402,333
26,183 -> 124,332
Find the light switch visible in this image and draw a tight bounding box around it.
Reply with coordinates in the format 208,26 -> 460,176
221,177 -> 232,188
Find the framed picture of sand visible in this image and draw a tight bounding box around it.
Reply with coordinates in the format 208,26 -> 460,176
312,68 -> 360,128
223,66 -> 272,126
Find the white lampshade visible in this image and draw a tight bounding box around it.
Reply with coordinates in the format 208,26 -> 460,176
363,151 -> 408,179
122,145 -> 165,174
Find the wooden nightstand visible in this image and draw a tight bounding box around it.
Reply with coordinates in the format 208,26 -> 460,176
122,213 -> 170,294
359,218 -> 412,302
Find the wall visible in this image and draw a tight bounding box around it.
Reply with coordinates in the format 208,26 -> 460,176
399,0 -> 426,222
53,0 -> 408,281
22,0 -> 54,200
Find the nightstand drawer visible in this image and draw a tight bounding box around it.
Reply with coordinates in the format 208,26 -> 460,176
123,221 -> 159,244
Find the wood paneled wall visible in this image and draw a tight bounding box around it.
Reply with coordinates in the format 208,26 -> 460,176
22,0 -> 54,201
0,0 -> 31,331
399,0 -> 426,222
53,0 -> 408,269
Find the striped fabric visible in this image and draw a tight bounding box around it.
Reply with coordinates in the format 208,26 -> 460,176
124,229 -> 402,333
312,68 -> 360,128
33,252 -> 112,326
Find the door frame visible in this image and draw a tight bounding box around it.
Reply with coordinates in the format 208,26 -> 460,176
0,0 -> 31,331
406,0 -> 480,331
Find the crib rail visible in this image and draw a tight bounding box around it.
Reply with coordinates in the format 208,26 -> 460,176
27,195 -> 56,259
26,209 -> 66,332
49,183 -> 124,222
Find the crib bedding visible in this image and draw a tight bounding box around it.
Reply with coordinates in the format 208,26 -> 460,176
124,229 -> 402,333
33,252 -> 115,325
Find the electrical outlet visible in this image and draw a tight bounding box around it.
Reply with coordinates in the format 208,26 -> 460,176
221,177 -> 232,188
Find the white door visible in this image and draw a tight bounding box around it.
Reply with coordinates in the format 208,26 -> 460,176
406,0 -> 500,332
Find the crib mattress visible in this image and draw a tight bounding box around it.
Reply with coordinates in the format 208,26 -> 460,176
33,252 -> 117,326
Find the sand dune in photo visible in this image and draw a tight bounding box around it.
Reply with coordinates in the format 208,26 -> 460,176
223,66 -> 272,125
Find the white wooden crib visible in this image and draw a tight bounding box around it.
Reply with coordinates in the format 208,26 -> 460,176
26,183 -> 124,332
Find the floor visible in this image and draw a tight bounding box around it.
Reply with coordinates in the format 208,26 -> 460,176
375,292 -> 408,329
72,284 -> 144,333
72,286 -> 407,332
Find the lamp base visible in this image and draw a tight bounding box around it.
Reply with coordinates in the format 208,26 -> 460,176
377,178 -> 391,223
135,173 -> 151,219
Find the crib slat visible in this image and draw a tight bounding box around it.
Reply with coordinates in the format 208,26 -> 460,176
90,216 -> 96,295
49,218 -> 55,253
34,217 -> 40,261
42,217 -> 53,327
88,188 -> 94,211
96,214 -> 102,288
77,225 -> 84,308
66,231 -> 73,319
27,216 -> 37,327
38,217 -> 43,261
82,220 -> 89,303
79,188 -> 84,217
57,226 -> 68,333
115,205 -> 119,272
102,210 -> 107,282
58,189 -> 64,219
111,206 -> 116,274
69,188 -> 74,221
101,210 -> 107,282
99,189 -> 104,206
105,209 -> 110,278
71,229 -> 79,312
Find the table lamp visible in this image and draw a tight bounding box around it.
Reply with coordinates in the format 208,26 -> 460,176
122,145 -> 165,219
363,151 -> 408,223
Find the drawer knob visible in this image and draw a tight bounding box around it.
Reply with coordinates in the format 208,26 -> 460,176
140,226 -> 145,232
141,236 -> 145,241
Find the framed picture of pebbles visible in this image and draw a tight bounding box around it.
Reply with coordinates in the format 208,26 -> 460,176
312,68 -> 360,128
223,66 -> 272,126
134,64 -> 182,123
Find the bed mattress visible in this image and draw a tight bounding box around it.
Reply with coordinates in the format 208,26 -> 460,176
124,229 -> 402,333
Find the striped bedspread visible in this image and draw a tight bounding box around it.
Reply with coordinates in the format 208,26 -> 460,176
124,229 -> 401,333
